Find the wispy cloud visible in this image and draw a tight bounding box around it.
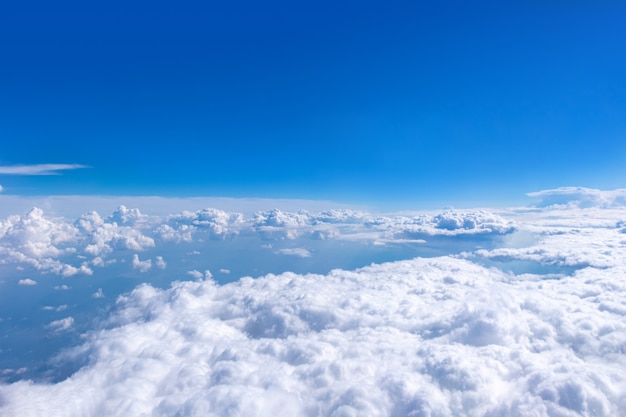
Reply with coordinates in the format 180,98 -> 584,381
0,164 -> 88,175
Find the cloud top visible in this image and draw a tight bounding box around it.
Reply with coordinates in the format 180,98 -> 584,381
0,164 -> 88,176
528,187 -> 626,208
1,256 -> 624,416
0,206 -> 515,278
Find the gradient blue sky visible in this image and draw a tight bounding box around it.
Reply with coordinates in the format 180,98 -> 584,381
1,1 -> 625,206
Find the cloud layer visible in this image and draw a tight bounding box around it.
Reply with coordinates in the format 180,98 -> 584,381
528,187 -> 626,208
1,256 -> 625,416
0,206 -> 516,277
2,189 -> 626,416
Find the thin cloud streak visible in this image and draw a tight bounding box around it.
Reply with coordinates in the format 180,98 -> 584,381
0,164 -> 89,176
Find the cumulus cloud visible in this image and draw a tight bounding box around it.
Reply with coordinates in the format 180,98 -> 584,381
0,205 -> 517,281
187,269 -> 212,280
92,288 -> 105,299
155,256 -> 167,269
528,187 -> 626,208
17,278 -> 37,286
2,256 -> 625,416
0,164 -> 88,176
131,254 -> 152,272
76,210 -> 155,257
54,285 -> 71,291
157,208 -> 244,242
46,317 -> 74,332
469,204 -> 626,270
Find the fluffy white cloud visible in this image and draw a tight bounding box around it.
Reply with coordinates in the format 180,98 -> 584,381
0,206 -> 152,277
187,269 -> 212,280
0,205 -> 517,281
131,254 -> 152,272
0,208 -> 85,276
2,256 -> 625,416
46,317 -> 74,332
469,204 -> 626,270
17,278 -> 37,286
77,209 -> 155,256
528,187 -> 626,208
157,208 -> 244,242
155,256 -> 167,269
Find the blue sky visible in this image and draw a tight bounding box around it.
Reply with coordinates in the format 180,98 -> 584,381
1,0 -> 625,206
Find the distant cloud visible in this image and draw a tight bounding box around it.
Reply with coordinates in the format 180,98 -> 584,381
528,187 -> 626,208
46,317 -> 74,332
0,163 -> 88,176
276,248 -> 312,258
54,285 -> 71,291
18,278 -> 37,286
155,256 -> 167,269
0,184 -> 3,192
187,269 -> 212,280
131,254 -> 152,272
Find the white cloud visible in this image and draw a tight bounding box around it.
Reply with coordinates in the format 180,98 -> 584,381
131,254 -> 152,272
158,208 -> 244,242
155,256 -> 167,269
92,288 -> 105,299
2,255 -> 625,416
46,316 -> 74,332
43,305 -> 68,312
187,269 -> 212,280
0,205 -> 518,282
219,269 -> 231,274
17,278 -> 37,286
0,184 -> 3,192
528,187 -> 626,208
276,248 -> 312,258
54,285 -> 71,291
0,164 -> 88,176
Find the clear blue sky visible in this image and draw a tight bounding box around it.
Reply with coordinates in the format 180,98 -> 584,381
1,1 -> 625,206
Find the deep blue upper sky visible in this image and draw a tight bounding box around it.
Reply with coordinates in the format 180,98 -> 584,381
1,1 -> 625,206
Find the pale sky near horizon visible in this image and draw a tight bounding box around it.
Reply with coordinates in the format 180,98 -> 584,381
1,1 -> 625,207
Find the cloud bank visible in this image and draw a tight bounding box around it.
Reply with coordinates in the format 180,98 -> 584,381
528,187 -> 626,208
1,256 -> 625,416
0,206 -> 516,277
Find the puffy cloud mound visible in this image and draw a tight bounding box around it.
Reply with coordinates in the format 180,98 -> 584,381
528,187 -> 626,208
157,208 -> 244,242
76,209 -> 155,256
0,206 -> 156,277
1,257 -> 624,417
370,210 -> 517,240
0,208 -> 87,276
